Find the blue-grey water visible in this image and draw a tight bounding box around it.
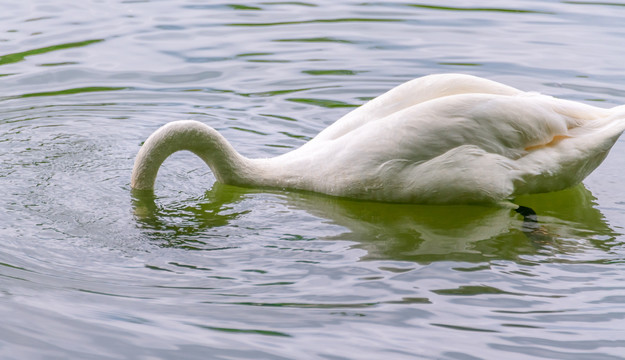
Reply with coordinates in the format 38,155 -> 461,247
1,1 -> 625,359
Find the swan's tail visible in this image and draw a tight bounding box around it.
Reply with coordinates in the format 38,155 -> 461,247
608,104 -> 625,122
606,105 -> 625,135
614,105 -> 625,120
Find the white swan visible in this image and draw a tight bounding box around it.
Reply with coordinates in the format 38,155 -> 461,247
131,74 -> 625,204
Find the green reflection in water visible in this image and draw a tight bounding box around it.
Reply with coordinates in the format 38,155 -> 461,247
0,39 -> 103,66
279,131 -> 311,140
230,126 -> 269,136
262,114 -> 298,122
562,1 -> 625,6
190,324 -> 291,337
274,37 -> 354,44
406,4 -> 553,14
246,59 -> 290,63
287,97 -> 357,108
39,62 -> 80,67
438,62 -> 482,67
303,70 -> 363,76
431,323 -> 498,333
433,285 -> 521,296
226,4 -> 262,10
236,52 -> 273,57
262,1 -> 317,7
16,86 -> 127,99
228,18 -> 400,27
240,87 -> 319,97
285,184 -> 615,264
132,179 -> 616,265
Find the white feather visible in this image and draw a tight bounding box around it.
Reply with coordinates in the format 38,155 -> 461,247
131,74 -> 625,204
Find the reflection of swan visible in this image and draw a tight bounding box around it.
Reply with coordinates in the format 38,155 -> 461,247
131,74 -> 625,204
283,184 -> 614,262
131,183 -> 251,248
131,181 -> 615,261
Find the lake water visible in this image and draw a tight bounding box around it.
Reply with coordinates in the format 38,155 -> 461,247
1,1 -> 625,359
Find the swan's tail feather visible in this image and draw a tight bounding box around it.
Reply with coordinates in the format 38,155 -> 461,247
612,105 -> 625,121
602,105 -> 625,140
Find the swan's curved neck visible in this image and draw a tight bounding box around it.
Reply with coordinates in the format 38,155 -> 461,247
131,120 -> 257,190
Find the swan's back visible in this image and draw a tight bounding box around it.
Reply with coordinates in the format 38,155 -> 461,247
309,73 -> 521,144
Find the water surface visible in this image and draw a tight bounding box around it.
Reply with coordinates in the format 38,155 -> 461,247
1,1 -> 625,359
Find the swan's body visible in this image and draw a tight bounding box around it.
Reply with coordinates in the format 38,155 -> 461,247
131,74 -> 625,204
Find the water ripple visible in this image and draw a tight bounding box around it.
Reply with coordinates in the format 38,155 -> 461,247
1,0 -> 625,359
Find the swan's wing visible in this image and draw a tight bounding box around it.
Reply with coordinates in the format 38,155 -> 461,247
397,93 -> 624,195
309,73 -> 522,144
309,92 -> 624,202
369,92 -> 617,161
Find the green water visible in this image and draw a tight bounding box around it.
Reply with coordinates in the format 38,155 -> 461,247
1,1 -> 625,359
